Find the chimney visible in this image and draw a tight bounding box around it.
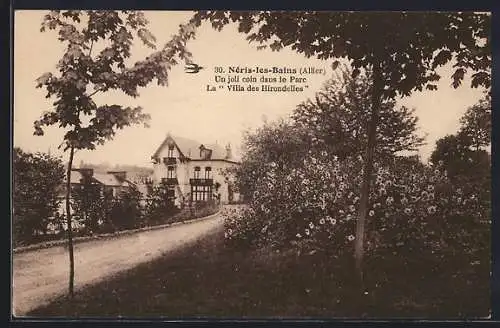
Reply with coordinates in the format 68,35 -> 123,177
199,144 -> 205,158
107,171 -> 127,182
225,143 -> 232,159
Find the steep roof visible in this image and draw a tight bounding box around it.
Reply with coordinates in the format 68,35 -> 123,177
69,170 -> 85,184
152,134 -> 229,160
93,172 -> 124,187
66,170 -> 134,187
66,170 -> 101,185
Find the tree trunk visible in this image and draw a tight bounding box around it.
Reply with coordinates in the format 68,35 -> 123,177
354,63 -> 383,290
65,145 -> 75,298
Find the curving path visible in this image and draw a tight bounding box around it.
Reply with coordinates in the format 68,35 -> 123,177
12,213 -> 224,316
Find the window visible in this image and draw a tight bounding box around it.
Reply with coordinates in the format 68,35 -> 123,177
199,145 -> 212,160
191,185 -> 212,202
167,166 -> 175,178
205,167 -> 211,179
168,144 -> 175,158
166,186 -> 175,207
192,186 -> 199,201
202,149 -> 212,159
194,166 -> 201,179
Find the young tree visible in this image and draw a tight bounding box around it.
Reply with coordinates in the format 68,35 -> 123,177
13,148 -> 65,245
189,11 -> 491,288
33,10 -> 197,297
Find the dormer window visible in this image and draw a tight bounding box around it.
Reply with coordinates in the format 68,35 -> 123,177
168,144 -> 175,158
205,167 -> 211,179
194,166 -> 201,179
205,149 -> 212,159
199,144 -> 212,160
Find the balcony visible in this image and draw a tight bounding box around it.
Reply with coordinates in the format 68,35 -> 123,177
190,178 -> 213,186
163,157 -> 177,165
161,177 -> 179,185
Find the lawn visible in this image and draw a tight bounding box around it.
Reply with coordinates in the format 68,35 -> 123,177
28,225 -> 490,319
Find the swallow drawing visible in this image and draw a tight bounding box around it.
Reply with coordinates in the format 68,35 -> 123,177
184,63 -> 204,74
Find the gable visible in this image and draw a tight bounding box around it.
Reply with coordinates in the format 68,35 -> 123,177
151,134 -> 228,161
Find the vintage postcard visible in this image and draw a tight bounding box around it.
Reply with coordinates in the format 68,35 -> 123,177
12,10 -> 491,319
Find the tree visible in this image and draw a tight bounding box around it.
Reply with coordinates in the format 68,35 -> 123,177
431,94 -> 491,185
33,10 -> 197,297
293,66 -> 425,159
431,133 -> 490,181
459,94 -> 491,151
431,134 -> 472,178
110,186 -> 144,230
234,119 -> 311,200
70,177 -> 104,233
13,148 -> 65,245
430,132 -> 491,237
144,181 -> 178,225
190,11 -> 491,289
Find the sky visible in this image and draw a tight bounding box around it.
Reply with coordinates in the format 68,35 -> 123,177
13,11 -> 489,167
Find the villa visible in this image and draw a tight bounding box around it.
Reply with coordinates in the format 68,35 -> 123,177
150,134 -> 241,206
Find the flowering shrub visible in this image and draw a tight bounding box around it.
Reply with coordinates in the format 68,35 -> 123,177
222,205 -> 260,249
223,150 -> 489,260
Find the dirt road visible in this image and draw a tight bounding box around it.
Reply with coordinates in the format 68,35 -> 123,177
12,214 -> 223,316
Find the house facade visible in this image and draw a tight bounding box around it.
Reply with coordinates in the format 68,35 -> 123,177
150,134 -> 241,206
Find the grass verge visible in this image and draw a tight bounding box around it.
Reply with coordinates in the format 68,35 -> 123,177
27,226 -> 489,319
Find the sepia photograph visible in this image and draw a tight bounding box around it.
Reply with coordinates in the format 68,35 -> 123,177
12,10 -> 491,319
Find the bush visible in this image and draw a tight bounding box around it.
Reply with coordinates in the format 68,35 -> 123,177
71,182 -> 107,233
192,199 -> 219,218
168,199 -> 220,224
109,186 -> 144,230
144,182 -> 179,225
222,205 -> 259,250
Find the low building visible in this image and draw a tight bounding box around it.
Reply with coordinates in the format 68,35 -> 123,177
150,134 -> 241,206
64,168 -> 136,198
53,169 -> 137,232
